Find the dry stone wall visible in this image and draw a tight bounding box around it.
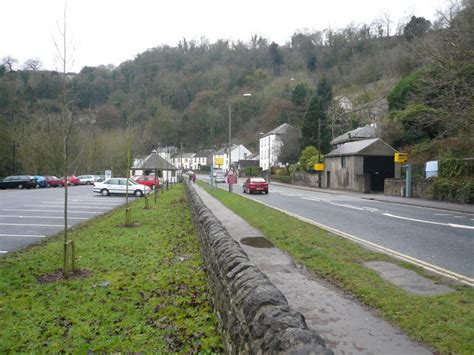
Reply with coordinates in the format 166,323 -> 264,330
185,182 -> 333,354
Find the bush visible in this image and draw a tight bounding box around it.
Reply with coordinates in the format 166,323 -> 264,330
439,158 -> 472,179
433,177 -> 474,204
387,72 -> 420,111
270,175 -> 291,184
242,166 -> 262,177
289,163 -> 301,174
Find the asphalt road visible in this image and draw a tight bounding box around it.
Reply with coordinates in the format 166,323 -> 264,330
200,175 -> 474,284
0,186 -> 136,254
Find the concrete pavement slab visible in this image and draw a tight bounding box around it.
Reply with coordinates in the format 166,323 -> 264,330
365,261 -> 454,296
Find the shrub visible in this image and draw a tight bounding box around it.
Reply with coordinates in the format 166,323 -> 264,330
439,158 -> 472,179
270,175 -> 291,183
242,166 -> 262,177
387,72 -> 420,111
433,177 -> 474,204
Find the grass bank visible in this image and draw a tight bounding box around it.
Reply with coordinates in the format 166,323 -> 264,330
0,185 -> 222,353
200,182 -> 474,354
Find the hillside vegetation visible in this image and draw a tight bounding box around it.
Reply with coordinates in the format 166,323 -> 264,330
0,0 -> 472,177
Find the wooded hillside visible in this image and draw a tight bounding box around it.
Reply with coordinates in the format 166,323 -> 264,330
1,0 -> 472,177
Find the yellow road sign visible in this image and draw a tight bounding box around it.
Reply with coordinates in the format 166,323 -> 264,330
314,163 -> 325,171
394,153 -> 408,163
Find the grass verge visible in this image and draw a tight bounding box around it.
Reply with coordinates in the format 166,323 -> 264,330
0,185 -> 222,353
200,181 -> 474,354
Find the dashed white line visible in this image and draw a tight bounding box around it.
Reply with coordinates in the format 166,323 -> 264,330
454,216 -> 466,219
0,251 -> 7,253
0,234 -> 45,238
329,202 -> 365,211
383,213 -> 474,230
435,213 -> 453,216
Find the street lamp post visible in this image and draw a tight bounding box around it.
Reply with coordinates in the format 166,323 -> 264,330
228,93 -> 251,193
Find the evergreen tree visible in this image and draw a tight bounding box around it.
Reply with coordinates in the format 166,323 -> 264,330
316,77 -> 333,110
300,94 -> 332,154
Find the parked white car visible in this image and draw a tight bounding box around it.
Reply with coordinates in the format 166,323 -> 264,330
93,178 -> 151,197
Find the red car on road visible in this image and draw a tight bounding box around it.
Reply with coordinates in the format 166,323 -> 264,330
44,176 -> 62,187
132,175 -> 160,189
243,177 -> 269,194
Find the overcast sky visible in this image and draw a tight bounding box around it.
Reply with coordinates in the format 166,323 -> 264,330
1,0 -> 445,73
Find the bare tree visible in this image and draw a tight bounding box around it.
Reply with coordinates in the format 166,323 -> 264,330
1,56 -> 18,72
52,4 -> 76,277
23,58 -> 42,71
278,127 -> 300,174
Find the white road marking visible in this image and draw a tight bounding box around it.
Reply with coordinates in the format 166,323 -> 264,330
0,215 -> 87,220
240,194 -> 474,286
383,213 -> 474,230
301,197 -> 330,202
280,192 -> 303,197
0,251 -> 7,253
3,209 -> 99,214
24,204 -> 109,210
0,223 -> 71,227
0,234 -> 45,238
363,207 -> 379,212
329,202 -> 365,210
454,216 -> 466,219
435,213 -> 453,216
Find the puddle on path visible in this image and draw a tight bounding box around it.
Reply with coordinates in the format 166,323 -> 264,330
240,236 -> 274,248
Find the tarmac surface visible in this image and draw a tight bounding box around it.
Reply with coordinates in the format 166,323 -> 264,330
192,183 -> 433,354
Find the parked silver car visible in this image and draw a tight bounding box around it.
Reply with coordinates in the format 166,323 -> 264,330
77,175 -> 97,185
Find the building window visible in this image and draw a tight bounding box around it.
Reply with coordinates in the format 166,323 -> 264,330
341,156 -> 347,168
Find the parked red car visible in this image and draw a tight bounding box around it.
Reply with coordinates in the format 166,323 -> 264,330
132,175 -> 160,189
44,176 -> 62,187
61,175 -> 80,186
243,177 -> 269,194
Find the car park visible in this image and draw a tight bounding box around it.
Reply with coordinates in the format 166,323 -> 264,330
0,175 -> 37,189
93,178 -> 151,197
77,175 -> 96,185
243,177 -> 269,194
44,176 -> 62,187
132,175 -> 160,189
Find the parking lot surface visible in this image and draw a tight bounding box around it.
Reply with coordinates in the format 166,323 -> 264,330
0,186 -> 134,254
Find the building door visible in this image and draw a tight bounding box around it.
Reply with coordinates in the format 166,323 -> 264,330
363,156 -> 394,192
326,171 -> 331,188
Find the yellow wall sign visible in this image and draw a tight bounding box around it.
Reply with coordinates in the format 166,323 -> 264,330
214,157 -> 224,165
314,163 -> 325,171
394,153 -> 408,163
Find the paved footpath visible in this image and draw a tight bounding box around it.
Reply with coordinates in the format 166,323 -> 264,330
193,184 -> 432,354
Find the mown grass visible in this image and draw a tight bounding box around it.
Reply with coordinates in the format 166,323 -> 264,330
0,185 -> 222,353
200,181 -> 474,354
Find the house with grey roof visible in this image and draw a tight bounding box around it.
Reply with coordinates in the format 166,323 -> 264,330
131,151 -> 178,183
259,123 -> 300,171
171,153 -> 195,170
331,124 -> 378,148
324,138 -> 400,192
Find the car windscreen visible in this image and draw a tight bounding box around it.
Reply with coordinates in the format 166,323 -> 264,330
251,178 -> 266,183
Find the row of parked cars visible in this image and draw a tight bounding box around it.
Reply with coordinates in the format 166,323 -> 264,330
0,174 -> 105,190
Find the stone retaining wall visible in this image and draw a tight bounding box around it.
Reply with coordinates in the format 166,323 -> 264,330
185,182 -> 332,354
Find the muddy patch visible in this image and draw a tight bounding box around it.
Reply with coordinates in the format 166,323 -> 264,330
240,236 -> 274,248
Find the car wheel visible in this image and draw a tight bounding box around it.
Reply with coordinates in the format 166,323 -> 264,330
101,189 -> 109,196
17,184 -> 24,189
86,181 -> 92,185
134,190 -> 143,197
265,190 -> 268,194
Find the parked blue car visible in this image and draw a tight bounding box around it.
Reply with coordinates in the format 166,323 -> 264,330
33,175 -> 48,188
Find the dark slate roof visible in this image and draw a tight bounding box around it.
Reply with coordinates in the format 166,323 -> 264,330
194,149 -> 214,158
133,153 -> 177,170
325,138 -> 397,158
262,123 -> 298,137
330,125 -> 377,145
